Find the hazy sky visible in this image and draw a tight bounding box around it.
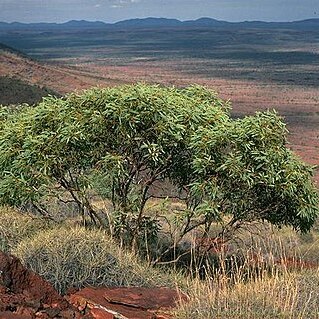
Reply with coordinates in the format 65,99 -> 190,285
0,0 -> 318,23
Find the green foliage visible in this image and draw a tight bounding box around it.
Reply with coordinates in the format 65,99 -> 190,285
0,84 -> 230,242
0,83 -> 317,260
190,110 -> 319,234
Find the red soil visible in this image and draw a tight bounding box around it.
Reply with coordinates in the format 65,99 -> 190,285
0,51 -> 121,94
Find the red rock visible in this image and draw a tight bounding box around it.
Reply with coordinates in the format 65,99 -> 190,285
69,287 -> 188,319
0,251 -> 67,309
34,312 -> 50,319
103,287 -> 188,310
90,308 -> 114,319
72,287 -> 187,310
60,309 -> 92,319
15,306 -> 36,318
0,312 -> 32,319
0,284 -> 7,293
0,251 -> 90,319
66,287 -> 79,295
42,307 -> 60,318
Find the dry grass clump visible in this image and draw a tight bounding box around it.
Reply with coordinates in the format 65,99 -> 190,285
231,222 -> 319,264
173,223 -> 319,319
0,207 -> 55,252
13,226 -> 177,294
175,266 -> 319,319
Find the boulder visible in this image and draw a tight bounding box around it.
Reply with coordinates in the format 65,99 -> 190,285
68,286 -> 189,319
0,251 -> 89,318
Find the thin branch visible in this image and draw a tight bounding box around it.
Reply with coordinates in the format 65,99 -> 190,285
148,194 -> 188,201
31,202 -> 55,220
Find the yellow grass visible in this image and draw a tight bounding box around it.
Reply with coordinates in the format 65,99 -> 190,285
175,264 -> 319,318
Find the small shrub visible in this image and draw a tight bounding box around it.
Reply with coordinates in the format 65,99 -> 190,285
13,226 -> 175,294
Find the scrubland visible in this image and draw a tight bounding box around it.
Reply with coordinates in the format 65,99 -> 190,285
0,25 -> 318,318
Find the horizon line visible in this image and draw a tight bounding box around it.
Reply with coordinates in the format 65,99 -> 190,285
1,16 -> 319,25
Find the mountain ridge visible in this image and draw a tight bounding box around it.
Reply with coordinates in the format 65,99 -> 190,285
0,17 -> 318,30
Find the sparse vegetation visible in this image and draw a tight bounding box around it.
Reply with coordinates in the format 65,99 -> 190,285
0,207 -> 54,252
13,226 -> 176,294
3,25 -> 318,87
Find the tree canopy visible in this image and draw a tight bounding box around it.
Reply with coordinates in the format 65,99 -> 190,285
0,83 -> 317,252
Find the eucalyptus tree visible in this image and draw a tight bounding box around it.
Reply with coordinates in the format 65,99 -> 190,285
0,84 -> 229,243
0,84 -> 317,254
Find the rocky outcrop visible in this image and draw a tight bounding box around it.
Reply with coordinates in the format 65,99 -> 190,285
0,251 -> 187,319
68,286 -> 188,319
0,251 -> 88,318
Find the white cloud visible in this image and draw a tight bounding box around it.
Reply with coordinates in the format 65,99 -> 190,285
109,0 -> 141,8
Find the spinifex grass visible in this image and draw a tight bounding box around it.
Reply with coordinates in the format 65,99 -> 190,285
175,240 -> 319,319
13,225 -> 181,294
0,207 -> 55,253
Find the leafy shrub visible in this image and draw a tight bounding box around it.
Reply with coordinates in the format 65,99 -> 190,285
0,83 -> 317,265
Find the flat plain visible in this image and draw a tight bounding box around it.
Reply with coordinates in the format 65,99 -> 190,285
1,25 -> 318,182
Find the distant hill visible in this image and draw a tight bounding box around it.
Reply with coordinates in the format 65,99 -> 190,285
184,17 -> 229,27
114,17 -> 182,28
0,76 -> 56,106
0,44 -> 56,105
0,17 -> 318,31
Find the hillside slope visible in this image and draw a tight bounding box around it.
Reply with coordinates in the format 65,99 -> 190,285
0,76 -> 57,105
0,44 -> 119,101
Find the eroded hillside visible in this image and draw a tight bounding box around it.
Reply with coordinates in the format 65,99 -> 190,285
0,45 -> 121,99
